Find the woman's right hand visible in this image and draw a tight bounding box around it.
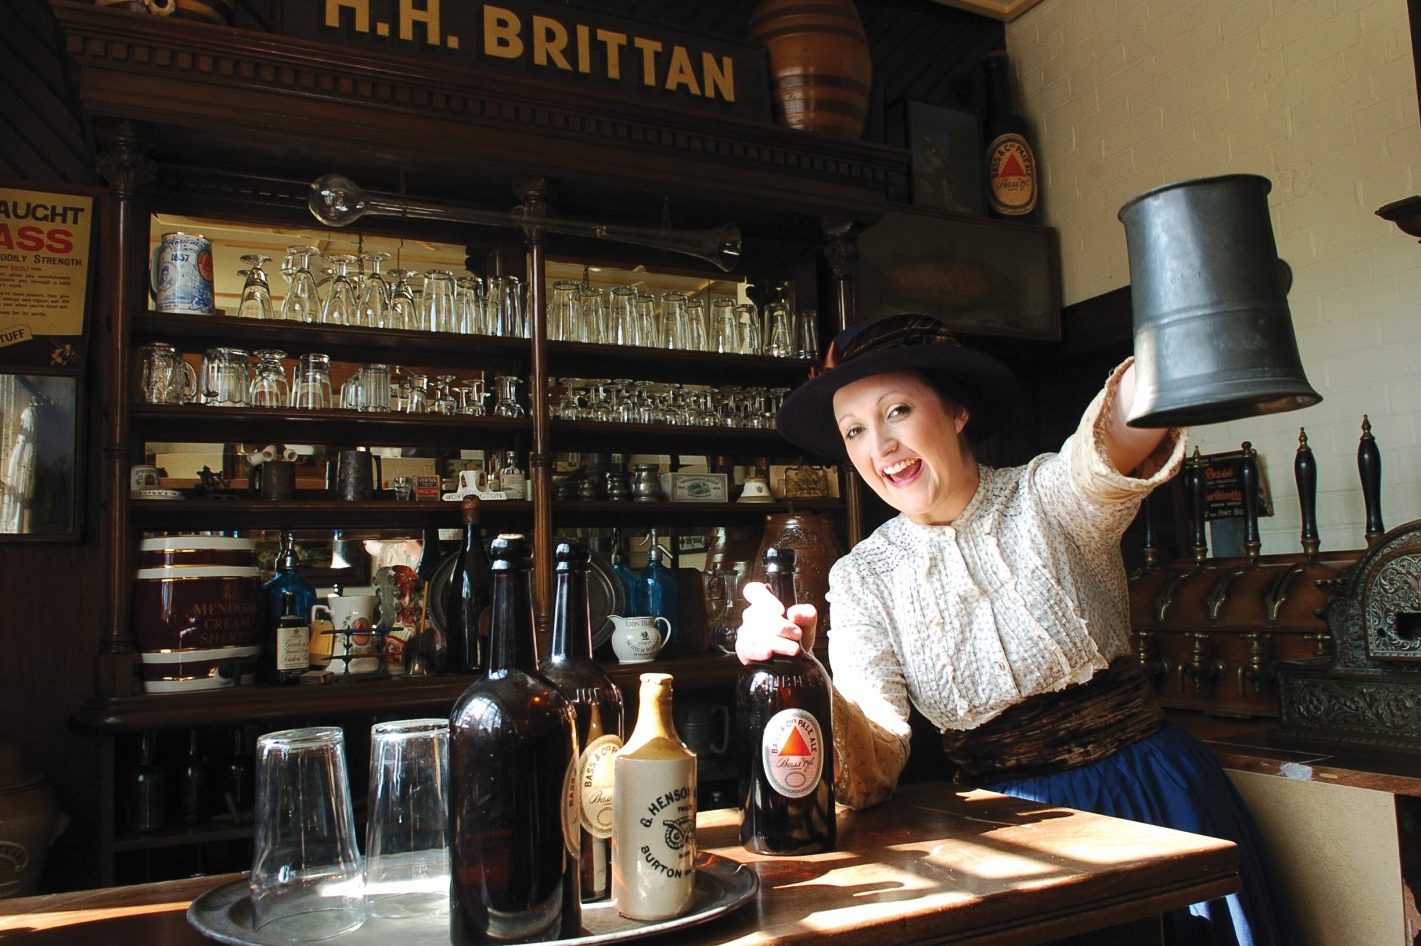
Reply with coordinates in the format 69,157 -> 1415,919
734,581 -> 818,664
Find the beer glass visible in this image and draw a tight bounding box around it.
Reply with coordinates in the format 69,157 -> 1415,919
420,270 -> 456,333
364,719 -> 450,919
291,353 -> 333,410
576,285 -> 605,344
280,246 -> 321,323
455,276 -> 483,335
236,255 -> 273,320
200,347 -> 252,407
137,342 -> 197,404
795,307 -> 820,359
248,349 -> 290,408
250,727 -> 365,939
491,275 -> 525,338
356,252 -> 391,329
320,255 -> 358,326
387,269 -> 418,331
736,302 -> 762,355
548,279 -> 580,341
712,298 -> 739,354
765,301 -> 795,358
608,284 -> 639,346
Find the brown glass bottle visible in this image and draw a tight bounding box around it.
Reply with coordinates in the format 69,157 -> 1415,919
443,496 -> 490,674
736,547 -> 836,854
982,49 -> 1041,223
541,540 -> 625,902
450,534 -> 582,944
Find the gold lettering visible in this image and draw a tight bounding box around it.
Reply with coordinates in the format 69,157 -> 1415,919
595,28 -> 627,80
702,52 -> 735,102
326,0 -> 369,32
483,5 -> 522,59
575,23 -> 591,74
399,0 -> 440,44
664,45 -> 700,95
532,15 -> 572,70
633,36 -> 663,88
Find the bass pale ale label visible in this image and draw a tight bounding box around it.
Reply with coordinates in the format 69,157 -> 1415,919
561,755 -> 580,857
986,133 -> 1038,216
761,708 -> 824,799
578,733 -> 622,839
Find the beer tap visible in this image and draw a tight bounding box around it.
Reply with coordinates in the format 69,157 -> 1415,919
1205,442 -> 1259,620
1238,632 -> 1274,696
1129,491 -> 1161,581
1133,628 -> 1172,681
1358,415 -> 1384,545
1179,631 -> 1226,694
1155,448 -> 1207,621
1266,428 -> 1318,620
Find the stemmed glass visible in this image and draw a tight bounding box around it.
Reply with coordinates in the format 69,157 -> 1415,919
356,252 -> 391,329
280,246 -> 321,323
491,375 -> 525,418
320,255 -> 359,326
248,349 -> 290,408
237,255 -> 273,319
387,269 -> 418,331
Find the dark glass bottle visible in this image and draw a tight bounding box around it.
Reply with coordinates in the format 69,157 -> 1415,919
262,531 -> 316,641
223,727 -> 254,819
982,50 -> 1040,223
736,547 -> 836,854
411,525 -> 445,675
123,732 -> 165,834
177,729 -> 206,826
450,534 -> 581,943
266,590 -> 309,685
541,540 -> 625,902
443,497 -> 490,674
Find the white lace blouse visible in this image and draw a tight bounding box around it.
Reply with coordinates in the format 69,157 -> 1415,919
826,361 -> 1187,808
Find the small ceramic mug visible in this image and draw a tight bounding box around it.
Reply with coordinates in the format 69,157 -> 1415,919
129,465 -> 161,494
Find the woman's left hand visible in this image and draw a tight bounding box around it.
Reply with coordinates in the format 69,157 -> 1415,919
1105,361 -> 1171,475
734,581 -> 818,664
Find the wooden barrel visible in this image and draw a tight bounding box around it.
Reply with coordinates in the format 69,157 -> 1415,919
747,0 -> 873,139
132,535 -> 262,693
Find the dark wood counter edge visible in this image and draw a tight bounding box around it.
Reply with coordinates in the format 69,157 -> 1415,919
1166,709 -> 1421,797
70,653 -> 742,734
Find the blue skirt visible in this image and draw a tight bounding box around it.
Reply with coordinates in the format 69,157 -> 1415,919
982,724 -> 1298,946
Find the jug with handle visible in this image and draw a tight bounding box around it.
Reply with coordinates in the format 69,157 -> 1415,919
608,614 -> 668,664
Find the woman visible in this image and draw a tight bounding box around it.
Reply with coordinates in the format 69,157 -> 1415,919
737,313 -> 1296,946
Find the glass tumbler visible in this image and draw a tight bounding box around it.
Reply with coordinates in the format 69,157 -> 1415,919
137,342 -> 197,404
237,255 -> 273,319
200,347 -> 252,407
248,349 -> 290,408
291,353 -> 333,410
765,302 -> 795,358
250,727 -> 366,940
548,279 -> 580,342
420,270 -> 457,333
364,719 -> 450,919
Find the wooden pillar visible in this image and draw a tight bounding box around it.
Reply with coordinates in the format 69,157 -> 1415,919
514,178 -> 553,624
92,121 -> 153,697
823,222 -> 865,547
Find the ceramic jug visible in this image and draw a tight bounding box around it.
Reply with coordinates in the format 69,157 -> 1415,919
0,743 -> 68,898
748,512 -> 844,637
608,614 -> 668,664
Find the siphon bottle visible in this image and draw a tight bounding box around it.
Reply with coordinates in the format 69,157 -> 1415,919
982,49 -> 1040,223
736,547 -> 836,854
612,672 -> 697,921
449,534 -> 581,944
443,496 -> 490,674
541,540 -> 625,902
634,532 -> 679,654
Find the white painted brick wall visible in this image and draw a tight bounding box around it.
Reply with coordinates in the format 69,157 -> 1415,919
1008,0 -> 1421,555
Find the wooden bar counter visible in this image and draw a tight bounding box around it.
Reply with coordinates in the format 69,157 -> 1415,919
0,783 -> 1237,946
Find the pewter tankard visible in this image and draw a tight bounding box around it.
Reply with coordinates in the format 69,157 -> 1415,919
1118,174 -> 1321,428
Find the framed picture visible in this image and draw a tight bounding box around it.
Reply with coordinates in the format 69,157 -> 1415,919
886,101 -> 985,215
855,204 -> 1061,342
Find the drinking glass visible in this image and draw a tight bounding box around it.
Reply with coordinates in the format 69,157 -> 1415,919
200,347 -> 252,407
795,307 -> 820,359
491,275 -> 525,338
638,293 -> 662,348
711,298 -> 739,354
663,291 -> 696,350
137,342 -> 197,404
320,255 -> 358,326
492,374 -> 525,418
361,363 -> 392,413
429,375 -> 457,415
250,727 -> 365,940
549,280 -> 580,342
387,269 -> 418,331
420,270 -> 457,333
457,377 -> 486,415
607,284 -> 639,346
281,246 -> 322,323
291,353 -> 333,410
455,276 -> 483,335
576,285 -> 605,344
248,349 -> 290,408
364,719 -> 449,919
736,302 -> 762,355
403,372 -> 429,414
765,301 -> 795,358
237,255 -> 273,319
356,252 -> 391,329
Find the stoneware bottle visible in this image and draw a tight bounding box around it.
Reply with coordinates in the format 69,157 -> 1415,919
612,673 -> 697,921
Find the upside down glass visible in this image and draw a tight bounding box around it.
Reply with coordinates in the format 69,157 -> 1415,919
250,727 -> 366,940
364,719 -> 450,919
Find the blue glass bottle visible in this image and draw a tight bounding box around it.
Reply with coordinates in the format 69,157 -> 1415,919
262,531 -> 316,659
610,529 -> 639,614
636,534 -> 680,655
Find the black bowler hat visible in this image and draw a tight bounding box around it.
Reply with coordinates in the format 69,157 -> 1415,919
775,313 -> 1018,459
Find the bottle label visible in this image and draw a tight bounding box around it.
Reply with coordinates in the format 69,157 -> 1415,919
276,623 -> 309,672
986,132 -> 1038,216
579,734 -> 622,839
562,755 -> 580,858
761,708 -> 825,799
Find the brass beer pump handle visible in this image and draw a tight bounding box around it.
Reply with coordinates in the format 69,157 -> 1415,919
1240,441 -> 1261,562
1295,427 -> 1320,558
1187,447 -> 1209,565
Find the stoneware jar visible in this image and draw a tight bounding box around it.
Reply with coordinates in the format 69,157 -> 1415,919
0,742 -> 68,898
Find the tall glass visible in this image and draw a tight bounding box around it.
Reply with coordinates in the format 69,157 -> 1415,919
421,270 -> 457,333
455,276 -> 483,335
356,252 -> 391,329
281,246 -> 321,324
607,284 -> 639,347
387,269 -> 418,331
250,727 -> 365,940
549,280 -> 581,342
364,719 -> 450,919
237,255 -> 273,319
291,353 -> 333,410
249,349 -> 290,408
320,255 -> 359,326
765,302 -> 795,358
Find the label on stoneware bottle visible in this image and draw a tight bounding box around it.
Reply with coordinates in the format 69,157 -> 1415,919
612,756 -> 696,921
579,734 -> 622,839
761,708 -> 825,798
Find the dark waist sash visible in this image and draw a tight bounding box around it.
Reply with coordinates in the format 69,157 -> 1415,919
940,657 -> 1165,786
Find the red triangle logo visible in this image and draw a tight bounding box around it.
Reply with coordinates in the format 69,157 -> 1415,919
1000,152 -> 1027,178
779,726 -> 812,757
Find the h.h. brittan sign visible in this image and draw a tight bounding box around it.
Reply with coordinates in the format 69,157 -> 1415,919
281,0 -> 771,121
